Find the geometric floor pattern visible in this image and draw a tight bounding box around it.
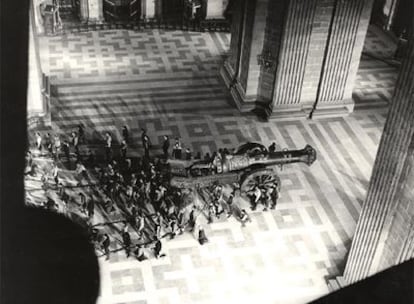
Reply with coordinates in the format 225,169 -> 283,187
353,25 -> 399,109
39,30 -> 230,79
30,26 -> 395,304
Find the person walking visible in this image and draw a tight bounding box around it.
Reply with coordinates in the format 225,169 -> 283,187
102,234 -> 111,260
71,132 -> 80,156
141,129 -> 151,159
78,124 -> 85,144
104,132 -> 112,163
62,140 -> 70,161
35,132 -> 42,151
122,125 -> 129,144
120,139 -> 127,161
53,135 -> 61,160
270,184 -> 280,210
51,163 -> 60,186
172,138 -> 182,159
268,142 -> 276,153
87,198 -> 95,218
162,135 -> 170,159
122,226 -> 132,258
198,225 -> 209,245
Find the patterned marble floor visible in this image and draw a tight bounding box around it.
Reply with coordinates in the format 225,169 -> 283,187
353,25 -> 398,109
30,26 -> 395,304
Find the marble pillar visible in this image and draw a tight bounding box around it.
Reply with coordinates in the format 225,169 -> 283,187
206,0 -> 224,19
142,0 -> 156,19
343,32 -> 414,283
221,0 -> 269,112
87,0 -> 104,23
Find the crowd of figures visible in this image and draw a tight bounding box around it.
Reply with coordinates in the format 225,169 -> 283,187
25,125 -> 280,262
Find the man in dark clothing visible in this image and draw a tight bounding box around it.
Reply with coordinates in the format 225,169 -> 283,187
154,239 -> 164,258
185,147 -> 192,160
270,184 -> 280,210
268,142 -> 276,153
62,140 -> 71,163
44,197 -> 57,211
198,226 -> 208,245
87,149 -> 95,168
102,234 -> 111,260
226,192 -> 234,218
71,132 -> 80,156
120,139 -> 127,160
87,199 -> 95,218
78,124 -> 85,143
172,138 -> 182,159
79,192 -> 87,215
122,227 -> 132,258
122,125 -> 129,144
162,135 -> 170,159
141,129 -> 151,159
188,206 -> 197,232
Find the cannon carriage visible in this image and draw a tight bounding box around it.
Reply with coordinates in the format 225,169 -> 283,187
167,143 -> 317,194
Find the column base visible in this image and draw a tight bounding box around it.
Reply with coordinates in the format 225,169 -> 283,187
87,18 -> 105,25
310,99 -> 355,119
220,63 -> 256,112
230,82 -> 256,112
220,61 -> 235,88
266,104 -> 311,120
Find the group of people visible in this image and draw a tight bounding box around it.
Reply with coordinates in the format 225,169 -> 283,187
27,124 -> 279,261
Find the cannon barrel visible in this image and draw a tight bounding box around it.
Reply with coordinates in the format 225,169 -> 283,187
252,144 -> 317,168
222,144 -> 317,172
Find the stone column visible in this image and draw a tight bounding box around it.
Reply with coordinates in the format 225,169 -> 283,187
27,11 -> 44,116
87,0 -> 104,23
220,0 -> 246,87
206,0 -> 224,19
267,0 -> 318,118
79,0 -> 89,22
309,0 -> 374,118
154,0 -> 162,19
222,0 -> 374,119
343,32 -> 414,283
142,0 -> 156,19
221,0 -> 269,112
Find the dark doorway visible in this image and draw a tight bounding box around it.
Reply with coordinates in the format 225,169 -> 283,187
103,0 -> 142,21
161,0 -> 192,21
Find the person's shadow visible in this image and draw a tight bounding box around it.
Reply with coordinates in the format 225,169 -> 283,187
4,206 -> 100,304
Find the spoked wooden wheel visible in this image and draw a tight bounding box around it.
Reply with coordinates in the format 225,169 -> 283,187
240,169 -> 281,194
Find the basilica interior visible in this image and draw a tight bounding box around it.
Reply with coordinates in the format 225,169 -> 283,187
13,0 -> 414,303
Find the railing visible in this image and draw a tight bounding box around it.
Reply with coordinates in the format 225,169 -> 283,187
55,18 -> 230,35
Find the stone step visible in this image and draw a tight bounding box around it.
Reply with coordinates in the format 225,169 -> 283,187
51,70 -> 221,86
55,87 -> 226,103
336,276 -> 347,288
327,278 -> 340,292
54,77 -> 222,95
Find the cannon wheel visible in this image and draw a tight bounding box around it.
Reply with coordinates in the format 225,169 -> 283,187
240,168 -> 281,194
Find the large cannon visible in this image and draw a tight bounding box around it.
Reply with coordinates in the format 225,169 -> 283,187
168,142 -> 316,194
